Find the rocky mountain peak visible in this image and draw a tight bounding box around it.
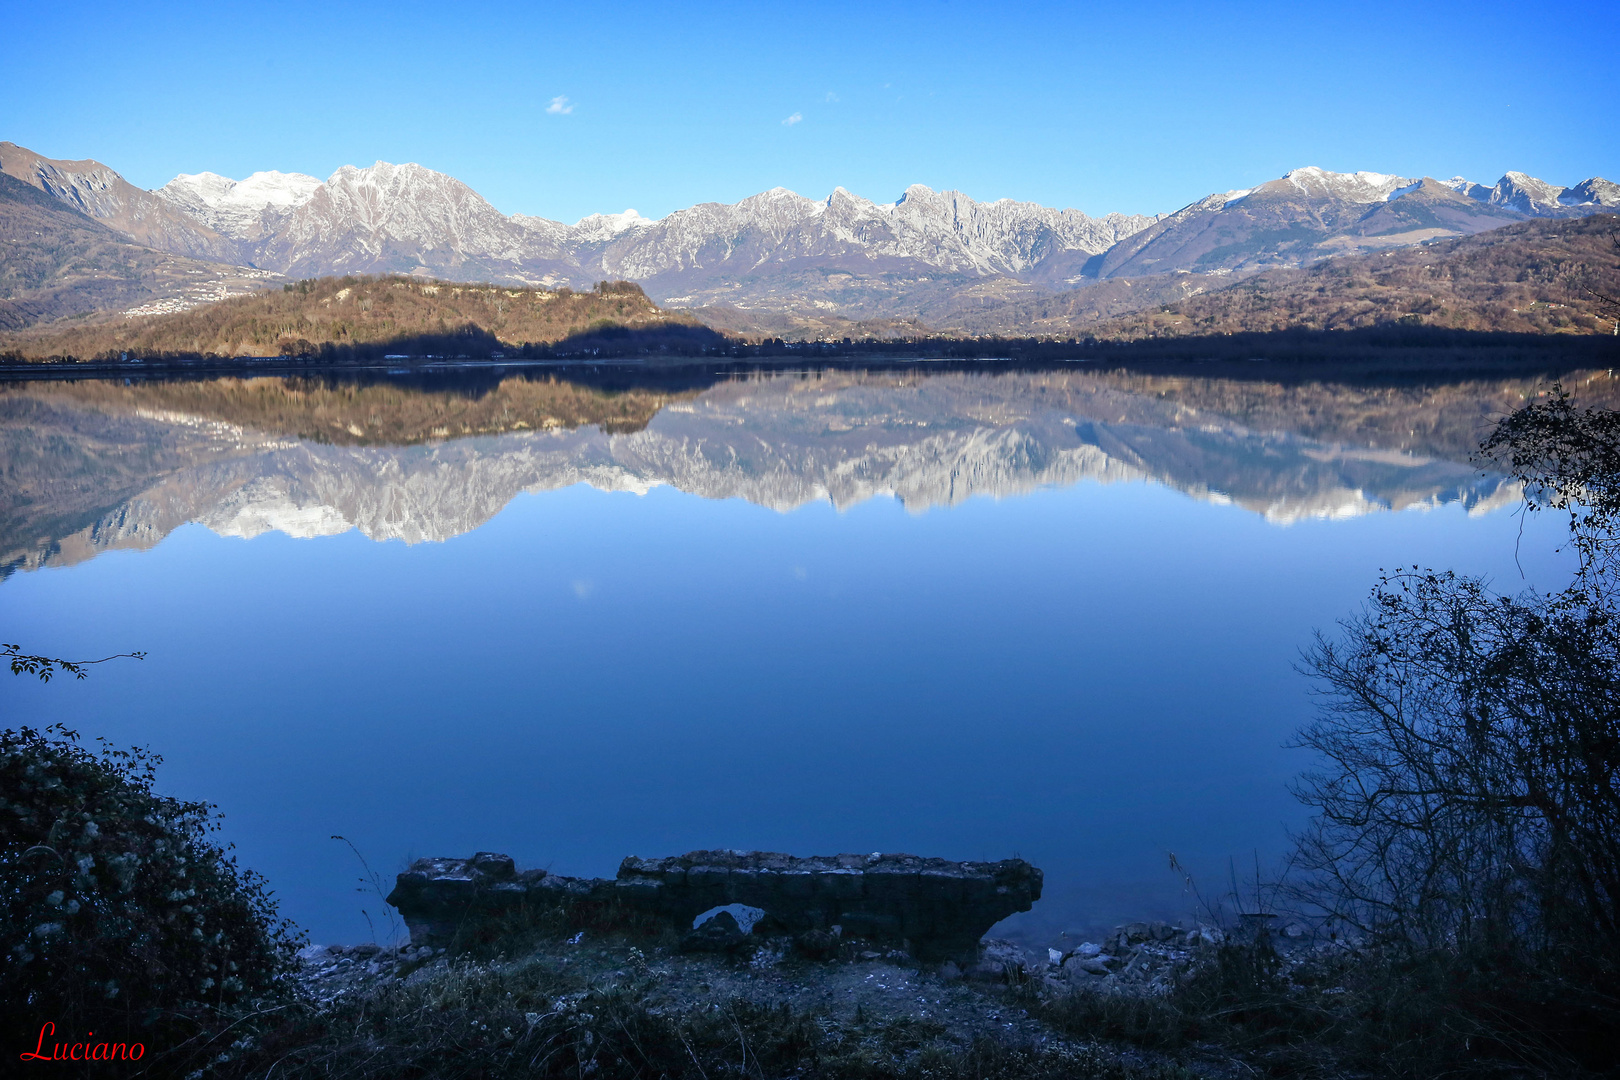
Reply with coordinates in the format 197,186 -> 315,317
159,169 -> 321,241
249,160 -> 537,279
309,161 -> 508,235
731,186 -> 825,223
1271,166 -> 1412,203
565,208 -> 656,248
1440,176 -> 1494,201
0,145 -> 128,218
824,185 -> 887,215
1564,177 -> 1620,207
1483,171 -> 1615,214
1493,171 -> 1566,212
0,141 -> 238,262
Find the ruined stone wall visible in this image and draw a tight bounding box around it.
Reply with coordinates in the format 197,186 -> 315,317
387,849 -> 1042,964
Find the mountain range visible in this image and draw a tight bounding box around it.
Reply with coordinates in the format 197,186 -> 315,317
3,139 -> 1616,335
953,214 -> 1620,339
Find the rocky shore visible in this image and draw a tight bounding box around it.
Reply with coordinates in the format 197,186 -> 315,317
262,849 -> 1350,1078
295,913 -> 1318,1007
287,914 -> 1330,1079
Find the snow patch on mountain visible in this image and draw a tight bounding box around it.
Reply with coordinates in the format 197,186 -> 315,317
1274,167 -> 1412,203
1439,176 -> 1494,201
159,170 -> 321,240
569,208 -> 657,245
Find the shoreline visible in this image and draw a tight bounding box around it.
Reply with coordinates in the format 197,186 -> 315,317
1,344 -> 1615,384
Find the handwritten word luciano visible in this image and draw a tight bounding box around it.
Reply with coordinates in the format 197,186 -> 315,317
20,1023 -> 144,1062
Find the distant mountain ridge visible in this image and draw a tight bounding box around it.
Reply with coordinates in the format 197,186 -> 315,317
1087,168 -> 1606,282
154,160 -> 1158,309
2,139 -> 1617,331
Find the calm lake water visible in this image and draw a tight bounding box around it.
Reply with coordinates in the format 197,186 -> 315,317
0,364 -> 1597,949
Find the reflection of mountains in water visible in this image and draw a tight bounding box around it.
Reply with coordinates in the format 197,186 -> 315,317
6,367 -> 1600,575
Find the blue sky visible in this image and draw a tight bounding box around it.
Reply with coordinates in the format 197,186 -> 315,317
5,0 -> 1616,222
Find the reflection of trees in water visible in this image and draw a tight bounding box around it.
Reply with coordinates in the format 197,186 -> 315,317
19,371 -> 707,445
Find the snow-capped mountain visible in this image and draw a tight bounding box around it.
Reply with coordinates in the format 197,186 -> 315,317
144,157 -> 1163,313
1448,171 -> 1620,215
562,208 -> 656,246
257,161 -> 560,281
4,139 -> 1617,327
158,170 -> 321,242
234,162 -> 1157,304
589,183 -> 1151,289
1253,166 -> 1416,203
139,158 -> 1620,309
1092,164 -> 1618,281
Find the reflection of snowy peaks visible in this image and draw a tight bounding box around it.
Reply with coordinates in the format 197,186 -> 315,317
164,420 -> 1518,542
204,478 -> 352,540
1247,473 -> 1525,526
2,373 -> 1520,578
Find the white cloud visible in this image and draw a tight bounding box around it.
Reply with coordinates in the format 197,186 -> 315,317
546,96 -> 574,115
825,91 -> 839,103
782,112 -> 802,126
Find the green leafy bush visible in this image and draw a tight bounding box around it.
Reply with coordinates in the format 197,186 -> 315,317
0,723 -> 302,1047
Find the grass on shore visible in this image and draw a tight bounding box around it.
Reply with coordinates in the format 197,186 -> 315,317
184,948 -> 1189,1080
152,925 -> 1620,1080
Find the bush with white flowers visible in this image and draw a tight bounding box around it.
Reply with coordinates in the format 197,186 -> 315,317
1,724 -> 301,1041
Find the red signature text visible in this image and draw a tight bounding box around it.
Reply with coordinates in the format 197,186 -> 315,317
20,1023 -> 144,1062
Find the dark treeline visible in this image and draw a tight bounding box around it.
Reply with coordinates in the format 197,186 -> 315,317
7,322 -> 1618,377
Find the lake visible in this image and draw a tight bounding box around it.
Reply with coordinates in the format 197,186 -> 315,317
0,363 -> 1597,950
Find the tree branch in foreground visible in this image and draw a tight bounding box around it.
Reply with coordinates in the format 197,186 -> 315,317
3,643 -> 145,682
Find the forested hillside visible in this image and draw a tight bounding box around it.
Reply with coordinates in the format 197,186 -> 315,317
4,275 -> 715,360
1079,214 -> 1620,341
